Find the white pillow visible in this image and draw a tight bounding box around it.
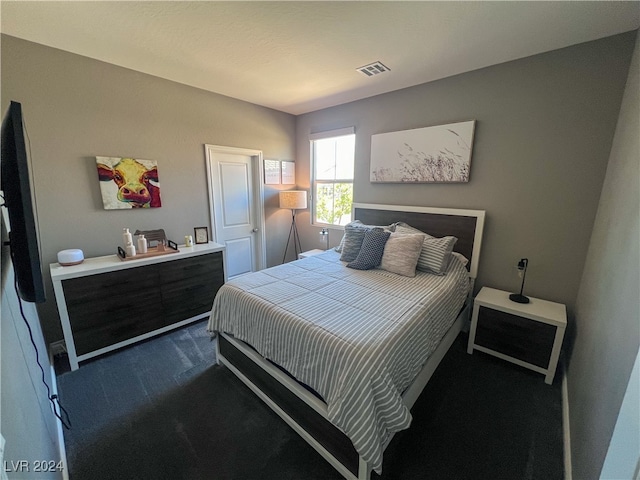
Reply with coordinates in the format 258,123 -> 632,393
379,233 -> 425,277
450,252 -> 469,267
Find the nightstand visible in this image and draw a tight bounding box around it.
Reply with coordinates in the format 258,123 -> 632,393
298,249 -> 325,259
467,287 -> 567,384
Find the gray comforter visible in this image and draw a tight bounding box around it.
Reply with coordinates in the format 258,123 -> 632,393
208,250 -> 469,473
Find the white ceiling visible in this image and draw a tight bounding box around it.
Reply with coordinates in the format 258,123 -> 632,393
1,1 -> 639,115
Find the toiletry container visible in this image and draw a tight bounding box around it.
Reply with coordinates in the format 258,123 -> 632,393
123,228 -> 133,246
125,242 -> 136,257
137,234 -> 148,254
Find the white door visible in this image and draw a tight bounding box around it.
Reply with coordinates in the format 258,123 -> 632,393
205,145 -> 266,278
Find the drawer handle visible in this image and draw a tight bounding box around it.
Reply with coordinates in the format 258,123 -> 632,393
184,284 -> 205,292
182,264 -> 207,271
102,280 -> 133,289
105,304 -> 134,313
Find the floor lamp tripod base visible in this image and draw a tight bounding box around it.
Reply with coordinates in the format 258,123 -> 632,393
282,210 -> 303,263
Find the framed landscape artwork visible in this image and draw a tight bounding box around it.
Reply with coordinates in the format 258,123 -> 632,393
370,120 -> 476,183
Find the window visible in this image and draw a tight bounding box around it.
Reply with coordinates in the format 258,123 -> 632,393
310,127 -> 355,226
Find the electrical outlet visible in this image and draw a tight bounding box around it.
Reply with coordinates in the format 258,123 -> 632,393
50,341 -> 67,356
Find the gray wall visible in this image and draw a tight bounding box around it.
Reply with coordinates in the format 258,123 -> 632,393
1,35 -> 296,342
1,218 -> 63,479
570,32 -> 639,480
295,32 -> 636,320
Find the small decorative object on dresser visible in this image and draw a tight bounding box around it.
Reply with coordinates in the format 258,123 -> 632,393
509,258 -> 530,304
137,234 -> 148,254
118,228 -> 179,260
468,287 -> 567,384
194,226 -> 209,244
57,249 -> 84,266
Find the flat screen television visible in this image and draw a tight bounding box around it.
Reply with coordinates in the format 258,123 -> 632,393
1,101 -> 46,303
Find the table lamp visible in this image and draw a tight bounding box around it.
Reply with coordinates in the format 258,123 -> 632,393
509,258 -> 530,304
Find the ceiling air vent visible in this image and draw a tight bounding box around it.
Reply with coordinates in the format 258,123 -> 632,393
357,61 -> 390,77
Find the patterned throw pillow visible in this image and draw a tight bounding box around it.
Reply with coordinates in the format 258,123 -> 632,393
336,220 -> 395,255
379,233 -> 425,277
339,222 -> 372,262
394,222 -> 458,275
347,228 -> 391,270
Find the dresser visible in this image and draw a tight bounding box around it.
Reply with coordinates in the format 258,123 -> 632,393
50,242 -> 226,370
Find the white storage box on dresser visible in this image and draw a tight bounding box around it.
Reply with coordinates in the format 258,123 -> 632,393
51,242 -> 226,370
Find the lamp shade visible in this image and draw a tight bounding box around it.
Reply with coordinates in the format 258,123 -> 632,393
279,190 -> 307,210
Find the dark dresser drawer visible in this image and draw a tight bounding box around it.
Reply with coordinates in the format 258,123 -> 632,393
158,251 -> 224,324
62,264 -> 159,308
71,297 -> 164,356
475,306 -> 556,368
157,252 -> 223,283
160,272 -> 224,325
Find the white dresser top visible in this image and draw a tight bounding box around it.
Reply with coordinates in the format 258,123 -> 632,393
50,242 -> 225,281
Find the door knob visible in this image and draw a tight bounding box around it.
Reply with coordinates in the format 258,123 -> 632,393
252,228 -> 259,233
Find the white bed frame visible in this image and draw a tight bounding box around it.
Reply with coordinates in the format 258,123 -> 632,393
215,204 -> 485,479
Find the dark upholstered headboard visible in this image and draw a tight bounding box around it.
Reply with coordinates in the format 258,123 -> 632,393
353,203 -> 485,278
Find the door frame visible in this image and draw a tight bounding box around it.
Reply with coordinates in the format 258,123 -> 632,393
204,144 -> 267,273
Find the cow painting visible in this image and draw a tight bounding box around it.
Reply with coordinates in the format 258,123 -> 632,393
96,157 -> 162,209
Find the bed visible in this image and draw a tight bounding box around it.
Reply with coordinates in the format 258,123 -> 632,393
208,203 -> 485,479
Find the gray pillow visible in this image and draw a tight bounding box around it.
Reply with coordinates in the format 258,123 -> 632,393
418,235 -> 458,275
394,222 -> 457,275
347,229 -> 390,270
393,222 -> 424,235
339,220 -> 394,261
379,233 -> 425,277
339,222 -> 372,262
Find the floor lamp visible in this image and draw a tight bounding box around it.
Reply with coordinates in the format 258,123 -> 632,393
280,190 -> 307,263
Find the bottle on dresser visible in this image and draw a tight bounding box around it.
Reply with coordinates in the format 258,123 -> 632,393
137,234 -> 148,254
123,228 -> 136,257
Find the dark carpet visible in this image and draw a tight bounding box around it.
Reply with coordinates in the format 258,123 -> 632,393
56,320 -> 564,480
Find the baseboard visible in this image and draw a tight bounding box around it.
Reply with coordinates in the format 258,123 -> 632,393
49,350 -> 69,480
562,362 -> 572,480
